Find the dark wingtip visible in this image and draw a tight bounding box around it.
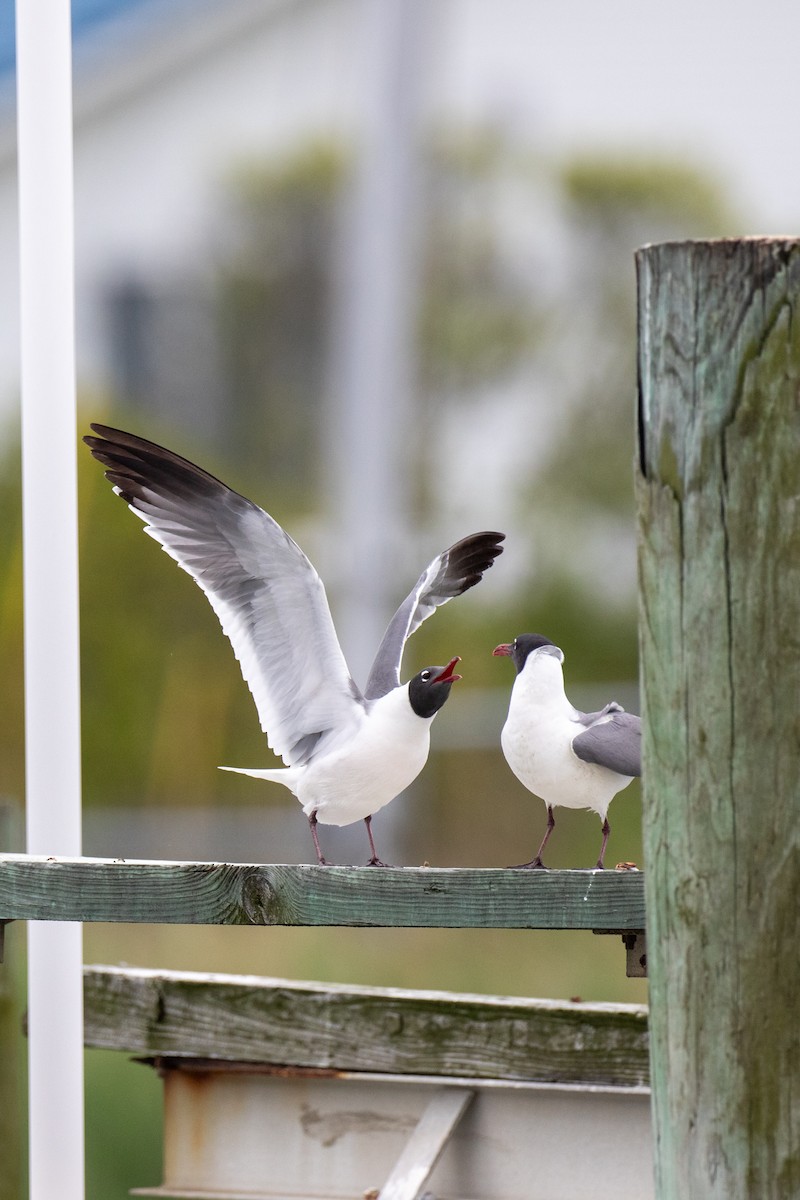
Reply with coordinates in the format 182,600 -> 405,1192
83,422 -> 239,507
85,421 -> 137,444
446,531 -> 505,596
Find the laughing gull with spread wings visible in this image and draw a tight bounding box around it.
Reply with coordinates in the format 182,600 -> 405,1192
493,634 -> 641,869
85,424 -> 504,866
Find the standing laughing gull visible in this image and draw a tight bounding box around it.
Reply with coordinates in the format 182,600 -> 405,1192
493,634 -> 641,869
85,424 -> 504,866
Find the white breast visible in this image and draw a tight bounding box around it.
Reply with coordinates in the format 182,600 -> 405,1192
500,655 -> 629,818
297,685 -> 435,826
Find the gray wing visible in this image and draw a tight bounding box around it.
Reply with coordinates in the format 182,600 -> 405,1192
85,424 -> 364,767
572,710 -> 642,777
578,701 -> 625,725
364,531 -> 505,699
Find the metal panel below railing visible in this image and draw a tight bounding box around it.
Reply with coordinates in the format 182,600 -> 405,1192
132,1061 -> 652,1200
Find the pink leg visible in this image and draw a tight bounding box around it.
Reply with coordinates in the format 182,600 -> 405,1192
364,815 -> 390,867
595,817 -> 611,869
308,811 -> 329,866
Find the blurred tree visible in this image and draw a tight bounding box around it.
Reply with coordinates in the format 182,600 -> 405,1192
0,141 -> 742,810
513,155 -> 740,675
0,439 -> 23,804
214,142 -> 343,500
419,128 -> 544,395
85,1050 -> 162,1200
209,133 -> 544,512
536,155 -> 739,515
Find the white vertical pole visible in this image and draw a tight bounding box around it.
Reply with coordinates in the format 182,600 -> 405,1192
16,2 -> 85,1198
329,0 -> 427,685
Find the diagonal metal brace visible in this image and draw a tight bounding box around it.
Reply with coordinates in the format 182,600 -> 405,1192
376,1086 -> 474,1200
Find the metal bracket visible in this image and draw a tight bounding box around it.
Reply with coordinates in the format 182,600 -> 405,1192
621,930 -> 647,977
0,919 -> 11,964
593,929 -> 647,978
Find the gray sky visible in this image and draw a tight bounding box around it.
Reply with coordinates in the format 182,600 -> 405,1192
442,0 -> 800,231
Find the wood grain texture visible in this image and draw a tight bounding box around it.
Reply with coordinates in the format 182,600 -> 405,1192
637,238 -> 800,1198
0,855 -> 645,930
83,965 -> 650,1088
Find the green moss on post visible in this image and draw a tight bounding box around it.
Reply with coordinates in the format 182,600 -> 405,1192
636,239 -> 800,1198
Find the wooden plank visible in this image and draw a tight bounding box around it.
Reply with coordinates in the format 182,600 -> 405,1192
83,965 -> 650,1088
637,237 -> 800,1198
378,1087 -> 474,1200
0,854 -> 645,930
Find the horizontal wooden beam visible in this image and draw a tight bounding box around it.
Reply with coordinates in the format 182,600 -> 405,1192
84,965 -> 650,1088
0,855 -> 644,930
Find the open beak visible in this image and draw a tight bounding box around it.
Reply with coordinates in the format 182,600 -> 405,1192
492,643 -> 512,657
433,657 -> 462,684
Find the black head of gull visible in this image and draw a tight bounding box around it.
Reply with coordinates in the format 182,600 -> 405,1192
492,634 -> 564,672
493,632 -> 641,870
84,423 -> 504,867
408,658 -> 462,718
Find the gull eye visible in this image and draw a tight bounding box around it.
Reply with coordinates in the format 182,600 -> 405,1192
421,670 -> 431,682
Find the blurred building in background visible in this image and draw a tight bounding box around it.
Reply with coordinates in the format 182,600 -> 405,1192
0,0 -> 776,852
0,0 -> 755,590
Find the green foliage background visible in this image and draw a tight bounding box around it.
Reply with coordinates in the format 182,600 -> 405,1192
0,136 -> 740,1197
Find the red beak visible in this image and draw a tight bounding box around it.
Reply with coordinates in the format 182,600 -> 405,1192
433,657 -> 462,684
492,643 -> 512,657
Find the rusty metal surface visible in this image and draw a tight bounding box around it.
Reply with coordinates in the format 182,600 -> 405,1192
131,1066 -> 654,1200
145,1056 -> 347,1081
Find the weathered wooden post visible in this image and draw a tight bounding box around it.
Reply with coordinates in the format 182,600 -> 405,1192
636,238 -> 800,1197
